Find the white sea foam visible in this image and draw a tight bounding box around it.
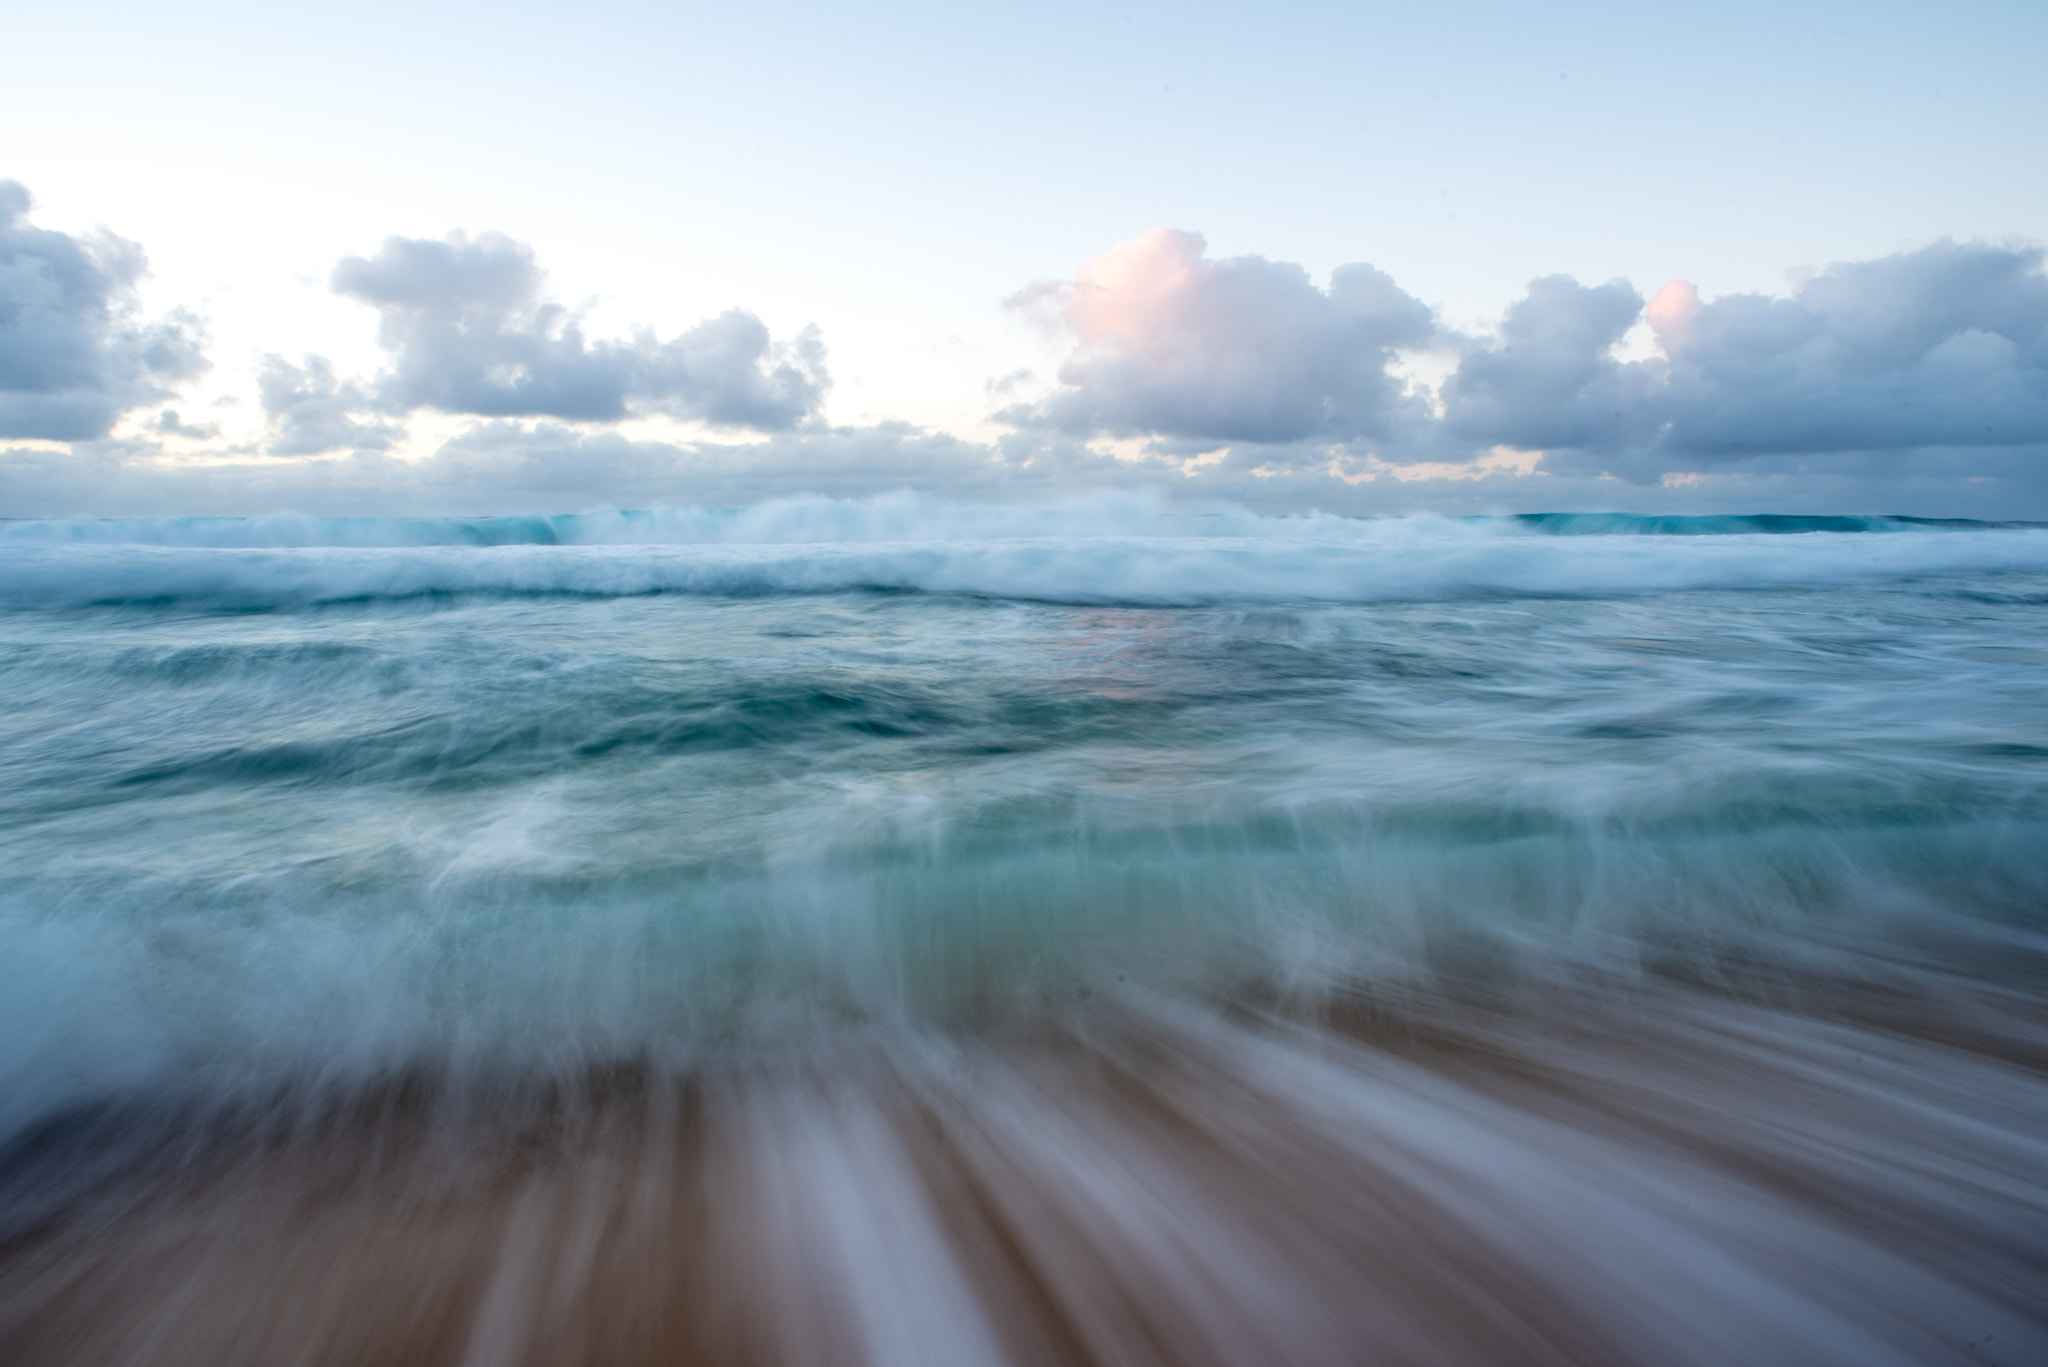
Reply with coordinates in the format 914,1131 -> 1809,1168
2,495 -> 2045,607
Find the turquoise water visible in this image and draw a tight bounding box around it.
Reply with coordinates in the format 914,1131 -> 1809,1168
3,499 -> 2045,1128
4,499 -> 2048,1364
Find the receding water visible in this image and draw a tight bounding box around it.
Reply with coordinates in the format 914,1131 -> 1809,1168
2,498 -> 2045,1365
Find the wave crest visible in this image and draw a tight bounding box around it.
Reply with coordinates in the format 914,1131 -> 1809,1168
3,495 -> 2047,607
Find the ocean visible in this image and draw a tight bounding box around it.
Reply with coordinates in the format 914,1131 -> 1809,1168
3,496 -> 2046,1365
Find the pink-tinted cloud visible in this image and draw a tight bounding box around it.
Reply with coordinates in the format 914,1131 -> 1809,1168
1646,280 -> 1701,354
1007,228 -> 1434,447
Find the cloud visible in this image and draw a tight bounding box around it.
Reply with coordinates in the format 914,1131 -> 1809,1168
258,354 -> 402,455
1006,231 -> 2048,498
150,408 -> 219,440
416,421 -> 1024,510
1,423 -> 1024,519
1437,275 -> 1653,453
1443,240 -> 2048,481
15,412 -> 2046,523
7,203 -> 2045,519
0,180 -> 207,440
1005,228 -> 1435,447
326,231 -> 828,431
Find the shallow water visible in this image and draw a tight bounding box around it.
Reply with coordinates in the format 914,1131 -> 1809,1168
3,499 -> 2045,1364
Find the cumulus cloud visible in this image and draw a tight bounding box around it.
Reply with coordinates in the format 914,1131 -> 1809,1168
8,201 -> 2046,519
258,354 -> 401,456
1005,228 -> 1435,446
328,231 -> 828,430
0,180 -> 207,440
1443,240 -> 2048,480
1007,231 -> 2048,498
1437,275 -> 1653,453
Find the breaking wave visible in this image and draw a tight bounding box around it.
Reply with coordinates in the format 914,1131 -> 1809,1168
4,495 -> 2047,608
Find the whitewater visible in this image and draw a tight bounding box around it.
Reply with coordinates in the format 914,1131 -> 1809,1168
2,497 -> 2045,1366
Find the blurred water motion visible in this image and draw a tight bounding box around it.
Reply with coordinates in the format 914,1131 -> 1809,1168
6,964 -> 2046,1366
2,505 -> 2046,1363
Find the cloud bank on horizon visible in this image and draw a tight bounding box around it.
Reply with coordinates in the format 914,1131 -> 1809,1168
3,178 -> 2044,519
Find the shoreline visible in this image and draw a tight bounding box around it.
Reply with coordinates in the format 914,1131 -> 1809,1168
7,943 -> 2044,1366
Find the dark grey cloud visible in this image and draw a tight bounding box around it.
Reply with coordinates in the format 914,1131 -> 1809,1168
0,180 -> 207,440
1443,240 -> 2048,480
327,232 -> 827,431
1004,228 -> 1434,447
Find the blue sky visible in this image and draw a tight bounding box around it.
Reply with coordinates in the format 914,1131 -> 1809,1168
3,0 -> 2045,516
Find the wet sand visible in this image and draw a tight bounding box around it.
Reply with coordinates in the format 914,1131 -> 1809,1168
5,941 -> 2045,1367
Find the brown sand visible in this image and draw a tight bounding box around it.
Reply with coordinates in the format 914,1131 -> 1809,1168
3,963 -> 2045,1367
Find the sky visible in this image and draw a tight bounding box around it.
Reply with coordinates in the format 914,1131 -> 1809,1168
3,0 -> 2045,518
